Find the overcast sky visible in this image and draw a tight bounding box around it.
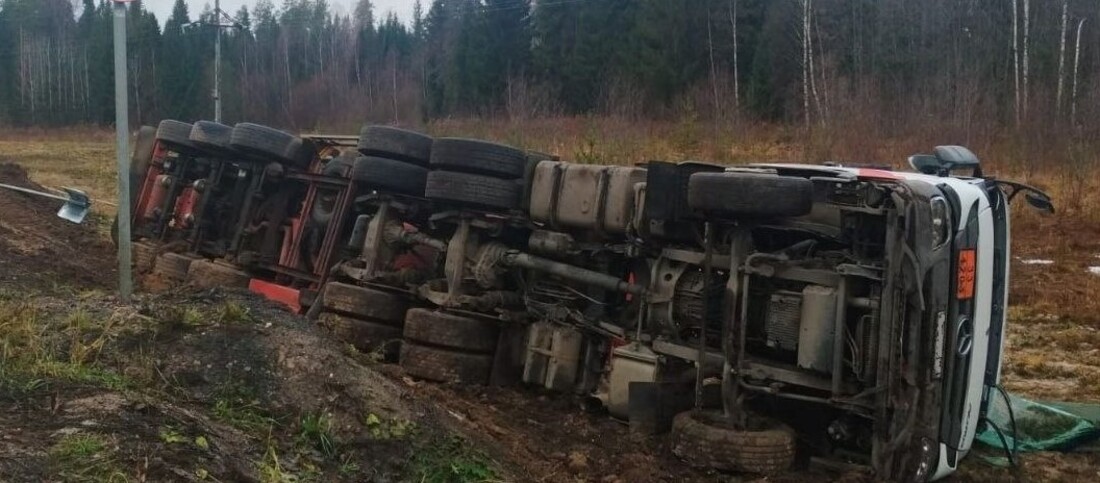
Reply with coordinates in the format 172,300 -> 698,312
143,0 -> 415,26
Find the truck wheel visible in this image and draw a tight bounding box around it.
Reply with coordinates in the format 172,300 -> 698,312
322,151 -> 355,178
403,309 -> 499,353
400,342 -> 493,385
190,121 -> 236,157
187,260 -> 251,289
130,126 -> 157,212
133,241 -> 159,272
669,410 -> 796,475
358,126 -> 434,166
430,138 -> 528,179
351,156 -> 428,196
156,120 -> 198,154
230,123 -> 299,165
283,138 -> 318,170
320,313 -> 403,359
153,252 -> 196,282
687,173 -> 814,218
321,282 -> 408,325
424,170 -> 521,211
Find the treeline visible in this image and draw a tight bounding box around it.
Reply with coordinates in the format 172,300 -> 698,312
0,0 -> 1099,136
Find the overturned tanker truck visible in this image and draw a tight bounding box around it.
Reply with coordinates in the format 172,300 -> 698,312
125,121 -> 1053,481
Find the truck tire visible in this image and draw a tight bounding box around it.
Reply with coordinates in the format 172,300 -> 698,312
230,123 -> 298,164
133,241 -> 159,272
687,172 -> 813,218
322,151 -> 355,178
131,125 -> 157,201
283,138 -> 318,170
156,120 -> 197,153
400,342 -> 493,385
669,410 -> 796,475
424,170 -> 521,211
358,126 -> 434,166
189,121 -> 236,157
153,252 -> 196,282
320,313 -> 403,358
430,138 -> 527,179
187,260 -> 251,289
403,309 -> 499,353
321,282 -> 408,325
351,156 -> 428,196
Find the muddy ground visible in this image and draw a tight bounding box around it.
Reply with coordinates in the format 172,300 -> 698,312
0,162 -> 117,290
1,159 -> 1099,482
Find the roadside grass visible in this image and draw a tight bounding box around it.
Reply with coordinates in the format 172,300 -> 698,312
210,379 -> 278,433
49,432 -> 128,483
0,299 -> 134,397
409,435 -> 500,483
297,412 -> 337,459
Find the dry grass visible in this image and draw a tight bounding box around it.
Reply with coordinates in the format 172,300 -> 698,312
0,139 -> 117,213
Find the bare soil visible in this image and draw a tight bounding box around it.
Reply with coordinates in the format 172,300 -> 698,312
0,161 -> 117,291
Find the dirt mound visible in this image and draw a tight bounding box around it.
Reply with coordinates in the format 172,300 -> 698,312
0,161 -> 116,291
0,288 -> 468,482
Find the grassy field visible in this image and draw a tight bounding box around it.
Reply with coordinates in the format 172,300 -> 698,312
1,119 -> 1099,480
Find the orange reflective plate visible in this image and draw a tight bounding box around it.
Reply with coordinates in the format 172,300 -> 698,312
957,249 -> 976,300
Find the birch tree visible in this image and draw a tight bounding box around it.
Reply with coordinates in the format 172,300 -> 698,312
1022,0 -> 1030,115
1012,0 -> 1020,126
801,0 -> 811,129
1056,0 -> 1068,117
1071,18 -> 1086,127
706,4 -> 720,122
728,0 -> 739,110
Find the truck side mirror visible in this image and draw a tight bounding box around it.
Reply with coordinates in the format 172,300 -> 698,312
908,155 -> 942,175
1025,192 -> 1055,215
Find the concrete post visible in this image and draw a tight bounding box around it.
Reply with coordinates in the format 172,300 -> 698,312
113,1 -> 132,302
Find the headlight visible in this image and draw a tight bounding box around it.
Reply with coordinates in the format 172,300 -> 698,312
930,197 -> 949,248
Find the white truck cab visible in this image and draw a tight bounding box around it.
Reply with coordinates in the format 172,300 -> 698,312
731,147 -> 1049,480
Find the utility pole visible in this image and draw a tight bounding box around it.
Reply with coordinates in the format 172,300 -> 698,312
112,0 -> 133,302
190,4 -> 239,123
214,0 -> 222,122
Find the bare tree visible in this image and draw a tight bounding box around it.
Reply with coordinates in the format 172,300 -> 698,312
728,0 -> 739,110
1022,0 -> 1030,115
1071,18 -> 1086,126
806,0 -> 824,128
1012,0 -> 1020,126
800,0 -> 811,129
1056,0 -> 1068,116
706,4 -> 720,122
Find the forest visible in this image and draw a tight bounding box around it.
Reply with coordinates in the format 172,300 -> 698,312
0,0 -> 1098,145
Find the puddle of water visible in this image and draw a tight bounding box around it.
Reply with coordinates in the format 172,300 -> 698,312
1088,267 -> 1100,276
